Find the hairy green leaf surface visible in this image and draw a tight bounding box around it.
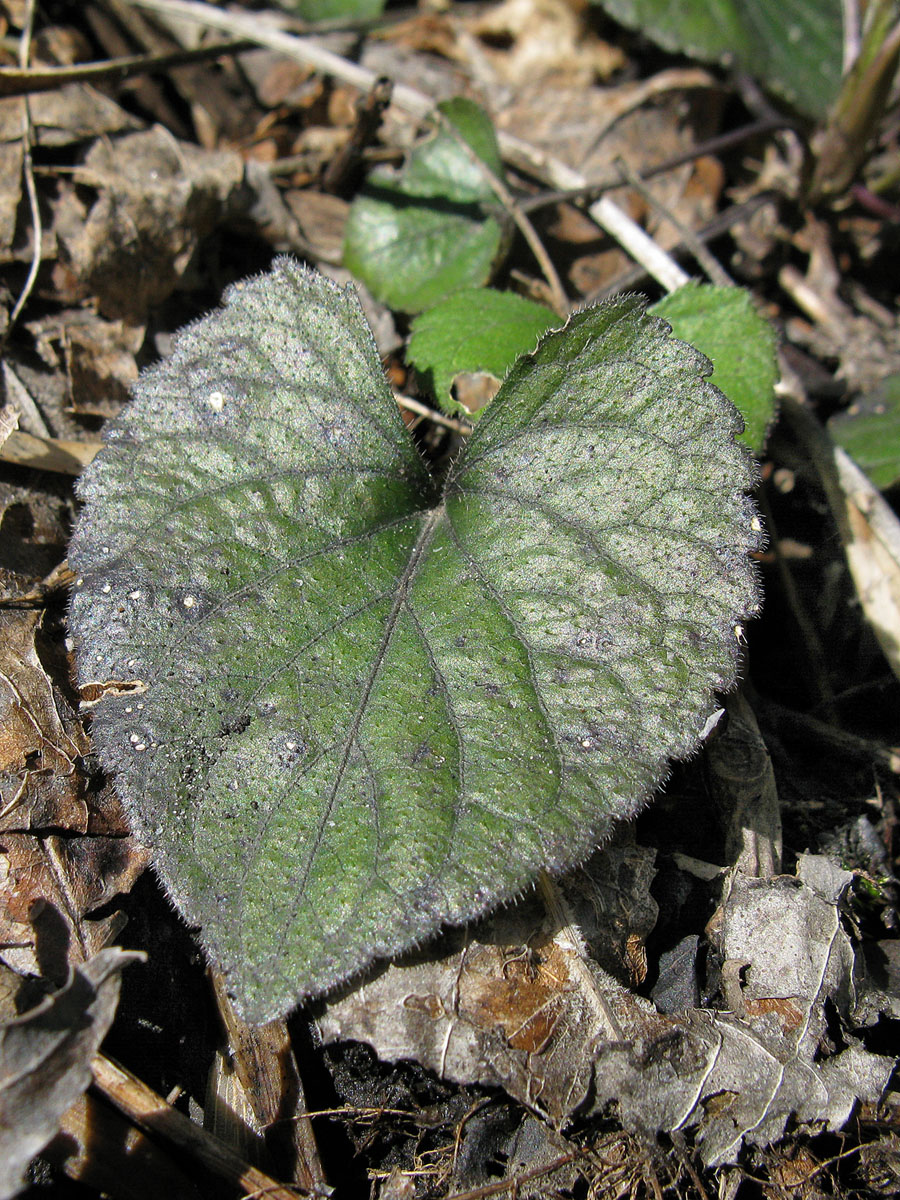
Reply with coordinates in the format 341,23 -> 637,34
651,283 -> 778,453
343,98 -> 507,312
69,260 -> 762,1023
593,0 -> 844,119
408,287 -> 559,417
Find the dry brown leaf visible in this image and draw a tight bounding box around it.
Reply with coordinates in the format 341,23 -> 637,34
319,836 -> 658,1123
0,84 -> 139,148
0,832 -> 149,981
58,127 -> 244,321
0,610 -> 86,787
0,612 -> 148,977
468,0 -> 625,85
0,430 -> 100,475
63,314 -> 142,418
0,140 -> 23,255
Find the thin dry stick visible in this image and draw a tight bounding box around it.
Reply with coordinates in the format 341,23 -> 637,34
758,698 -> 900,772
498,131 -> 690,293
440,1148 -> 589,1200
395,394 -> 472,434
0,39 -> 255,96
126,0 -> 687,293
614,155 -> 734,287
209,970 -> 328,1193
5,0 -> 42,341
91,1053 -> 311,1199
518,117 -> 793,214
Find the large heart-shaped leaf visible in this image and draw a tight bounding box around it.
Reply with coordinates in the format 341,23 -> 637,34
69,260 -> 762,1023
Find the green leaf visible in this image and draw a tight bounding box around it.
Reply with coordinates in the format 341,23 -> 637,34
69,259 -> 762,1023
343,98 -> 507,313
408,288 -> 559,417
286,0 -> 385,21
593,0 -> 844,119
828,374 -> 900,490
651,283 -> 778,453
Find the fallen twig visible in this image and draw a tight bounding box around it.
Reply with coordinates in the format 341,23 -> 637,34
3,0 -> 42,346
0,39 -> 255,96
90,1053 -> 314,1199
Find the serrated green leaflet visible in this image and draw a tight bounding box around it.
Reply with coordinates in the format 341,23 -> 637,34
69,260 -> 762,1022
651,283 -> 778,453
408,287 -> 559,417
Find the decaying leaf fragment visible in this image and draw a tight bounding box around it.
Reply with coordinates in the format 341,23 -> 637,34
0,609 -> 149,978
319,854 -> 893,1163
58,127 -> 244,322
0,946 -> 142,1200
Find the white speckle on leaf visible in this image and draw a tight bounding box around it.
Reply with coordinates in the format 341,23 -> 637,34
129,590 -> 142,600
208,390 -> 226,412
183,595 -> 197,608
101,583 -> 111,594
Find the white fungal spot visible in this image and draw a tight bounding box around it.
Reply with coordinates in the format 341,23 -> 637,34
207,390 -> 226,412
182,594 -> 197,608
101,583 -> 111,594
129,590 -> 142,600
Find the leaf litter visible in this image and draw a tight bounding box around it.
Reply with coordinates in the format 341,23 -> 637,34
0,0 -> 898,1197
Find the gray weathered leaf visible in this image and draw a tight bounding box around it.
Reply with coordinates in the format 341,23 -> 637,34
319,855 -> 893,1161
0,948 -> 142,1200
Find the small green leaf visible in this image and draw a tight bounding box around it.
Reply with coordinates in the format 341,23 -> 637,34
343,99 -> 507,312
408,288 -> 559,417
286,0 -> 385,21
651,283 -> 778,453
828,374 -> 900,490
69,259 -> 762,1023
592,0 -> 844,119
